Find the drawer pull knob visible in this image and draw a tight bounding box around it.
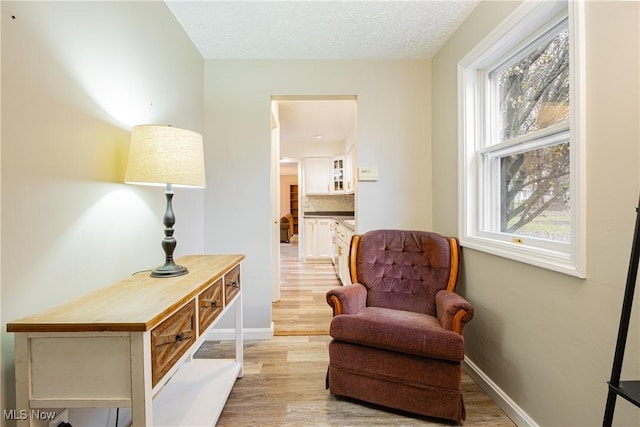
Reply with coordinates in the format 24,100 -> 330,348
155,330 -> 193,346
228,280 -> 239,288
155,331 -> 193,347
200,298 -> 220,308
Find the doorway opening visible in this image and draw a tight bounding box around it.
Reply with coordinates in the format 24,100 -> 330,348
270,95 -> 357,335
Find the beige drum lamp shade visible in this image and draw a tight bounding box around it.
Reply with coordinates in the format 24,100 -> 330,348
125,125 -> 205,188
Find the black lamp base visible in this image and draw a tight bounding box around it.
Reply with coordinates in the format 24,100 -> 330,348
151,261 -> 188,278
151,184 -> 189,278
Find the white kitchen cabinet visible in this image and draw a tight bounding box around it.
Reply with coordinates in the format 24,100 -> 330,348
332,156 -> 345,194
335,222 -> 355,285
304,218 -> 334,260
304,153 -> 356,196
321,219 -> 336,260
303,158 -> 332,195
344,147 -> 356,194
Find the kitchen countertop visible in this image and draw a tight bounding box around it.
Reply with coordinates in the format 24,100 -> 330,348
304,211 -> 355,232
303,211 -> 354,218
339,218 -> 356,231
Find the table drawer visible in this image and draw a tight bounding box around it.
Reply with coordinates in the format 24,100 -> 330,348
151,300 -> 196,387
198,278 -> 224,332
225,265 -> 241,304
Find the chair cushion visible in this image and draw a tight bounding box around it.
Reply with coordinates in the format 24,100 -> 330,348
329,307 -> 465,361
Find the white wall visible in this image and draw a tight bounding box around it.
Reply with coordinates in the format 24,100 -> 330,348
432,1 -> 640,425
1,1 -> 204,423
203,60 -> 431,331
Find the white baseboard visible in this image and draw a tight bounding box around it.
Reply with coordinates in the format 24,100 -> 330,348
204,322 -> 275,341
463,357 -> 538,427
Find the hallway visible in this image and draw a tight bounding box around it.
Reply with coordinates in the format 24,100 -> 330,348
273,241 -> 338,335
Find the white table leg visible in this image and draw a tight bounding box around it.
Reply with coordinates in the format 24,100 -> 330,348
14,334 -> 36,427
235,292 -> 243,377
130,332 -> 153,427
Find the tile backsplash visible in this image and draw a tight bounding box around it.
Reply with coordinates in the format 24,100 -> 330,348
304,194 -> 354,212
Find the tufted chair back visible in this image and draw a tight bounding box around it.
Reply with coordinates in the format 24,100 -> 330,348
350,229 -> 459,316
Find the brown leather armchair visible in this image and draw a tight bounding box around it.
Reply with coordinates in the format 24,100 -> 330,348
326,229 -> 474,422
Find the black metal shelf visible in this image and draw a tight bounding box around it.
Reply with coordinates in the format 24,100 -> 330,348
608,380 -> 640,407
603,198 -> 640,426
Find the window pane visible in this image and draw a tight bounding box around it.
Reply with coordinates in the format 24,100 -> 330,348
500,141 -> 570,242
494,25 -> 570,141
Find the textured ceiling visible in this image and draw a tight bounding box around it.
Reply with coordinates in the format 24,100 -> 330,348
165,0 -> 479,59
164,1 -> 479,165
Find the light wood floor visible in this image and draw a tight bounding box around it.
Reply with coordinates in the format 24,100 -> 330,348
198,241 -> 516,426
273,241 -> 337,335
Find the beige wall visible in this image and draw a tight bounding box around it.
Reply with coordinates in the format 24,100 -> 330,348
432,1 -> 640,425
1,1 -> 204,423
203,60 -> 431,330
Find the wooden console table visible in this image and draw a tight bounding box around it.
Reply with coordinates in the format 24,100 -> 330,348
7,254 -> 244,427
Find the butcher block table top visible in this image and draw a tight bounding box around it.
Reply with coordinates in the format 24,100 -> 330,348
7,254 -> 245,333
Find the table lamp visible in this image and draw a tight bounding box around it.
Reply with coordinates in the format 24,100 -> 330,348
125,125 -> 205,277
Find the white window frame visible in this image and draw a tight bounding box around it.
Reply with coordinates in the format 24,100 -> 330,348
458,0 -> 586,278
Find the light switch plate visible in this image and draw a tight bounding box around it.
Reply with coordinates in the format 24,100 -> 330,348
358,167 -> 379,181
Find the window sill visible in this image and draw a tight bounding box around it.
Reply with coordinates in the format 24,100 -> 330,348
459,234 -> 585,278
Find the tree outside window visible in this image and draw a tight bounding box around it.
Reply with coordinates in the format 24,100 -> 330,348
488,21 -> 571,243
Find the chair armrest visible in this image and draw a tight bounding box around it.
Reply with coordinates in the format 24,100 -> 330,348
435,290 -> 474,335
326,283 -> 367,316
